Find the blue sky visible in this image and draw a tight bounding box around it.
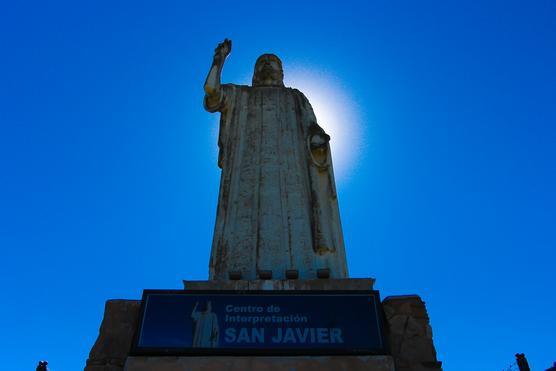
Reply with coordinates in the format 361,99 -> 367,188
1,1 -> 554,370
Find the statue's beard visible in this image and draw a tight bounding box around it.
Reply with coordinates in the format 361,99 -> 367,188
253,69 -> 283,86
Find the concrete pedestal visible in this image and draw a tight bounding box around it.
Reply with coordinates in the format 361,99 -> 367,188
124,355 -> 395,371
84,279 -> 442,371
183,277 -> 375,290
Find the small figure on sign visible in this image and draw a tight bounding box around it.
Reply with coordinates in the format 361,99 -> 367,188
36,360 -> 48,371
191,301 -> 219,347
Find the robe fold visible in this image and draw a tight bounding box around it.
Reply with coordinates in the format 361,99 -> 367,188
205,84 -> 348,280
191,308 -> 219,347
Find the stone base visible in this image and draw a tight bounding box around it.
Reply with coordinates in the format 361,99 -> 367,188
84,279 -> 442,371
383,296 -> 443,371
183,277 -> 375,291
124,355 -> 395,371
85,300 -> 141,371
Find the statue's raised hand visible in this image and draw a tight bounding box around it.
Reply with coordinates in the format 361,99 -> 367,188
213,39 -> 232,65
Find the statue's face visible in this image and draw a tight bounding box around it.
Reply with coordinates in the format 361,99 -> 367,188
252,54 -> 284,86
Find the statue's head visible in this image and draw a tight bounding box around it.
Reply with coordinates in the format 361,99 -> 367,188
252,54 -> 284,87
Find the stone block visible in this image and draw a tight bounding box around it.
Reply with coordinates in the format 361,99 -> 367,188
382,295 -> 442,371
84,300 -> 141,371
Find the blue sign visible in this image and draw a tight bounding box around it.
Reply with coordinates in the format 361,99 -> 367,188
133,290 -> 386,355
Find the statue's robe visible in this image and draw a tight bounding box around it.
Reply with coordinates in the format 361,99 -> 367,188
205,84 -> 348,280
191,308 -> 219,347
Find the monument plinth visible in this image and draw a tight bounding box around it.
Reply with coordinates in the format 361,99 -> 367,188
84,39 -> 442,371
85,280 -> 440,371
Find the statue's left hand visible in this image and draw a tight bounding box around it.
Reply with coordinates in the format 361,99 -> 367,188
310,132 -> 330,149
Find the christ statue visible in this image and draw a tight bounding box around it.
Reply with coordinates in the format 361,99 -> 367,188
191,301 -> 219,347
203,39 -> 348,281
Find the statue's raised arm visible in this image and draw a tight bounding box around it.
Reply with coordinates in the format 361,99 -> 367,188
204,39 -> 232,112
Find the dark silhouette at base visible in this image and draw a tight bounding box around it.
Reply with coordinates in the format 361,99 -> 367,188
516,353 -> 530,371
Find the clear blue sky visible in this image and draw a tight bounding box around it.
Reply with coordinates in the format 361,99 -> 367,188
1,1 -> 554,370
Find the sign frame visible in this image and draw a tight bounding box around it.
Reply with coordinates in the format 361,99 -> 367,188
131,289 -> 388,357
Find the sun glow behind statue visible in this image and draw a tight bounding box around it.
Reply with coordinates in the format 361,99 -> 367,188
210,62 -> 362,185
285,66 -> 362,185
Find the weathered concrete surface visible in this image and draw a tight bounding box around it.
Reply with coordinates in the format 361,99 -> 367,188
183,278 -> 375,291
124,355 -> 395,371
84,300 -> 141,371
382,295 -> 442,371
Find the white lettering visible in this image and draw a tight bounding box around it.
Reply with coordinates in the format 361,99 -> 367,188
269,327 -> 342,344
237,328 -> 251,343
271,327 -> 283,342
252,328 -> 265,343
295,327 -> 309,343
317,328 -> 329,343
282,328 -> 297,343
225,328 -> 236,342
330,328 -> 343,343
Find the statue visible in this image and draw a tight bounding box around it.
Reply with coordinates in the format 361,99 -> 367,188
191,301 -> 219,347
36,361 -> 48,371
204,39 -> 348,280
